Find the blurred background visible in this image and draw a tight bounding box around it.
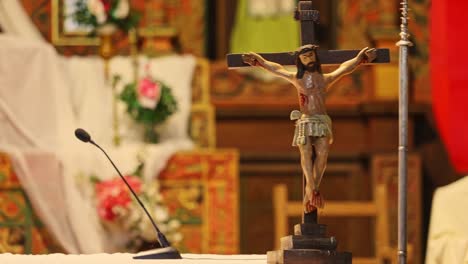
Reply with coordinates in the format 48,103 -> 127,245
0,1 -> 466,263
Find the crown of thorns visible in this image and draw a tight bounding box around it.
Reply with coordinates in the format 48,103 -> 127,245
296,44 -> 319,54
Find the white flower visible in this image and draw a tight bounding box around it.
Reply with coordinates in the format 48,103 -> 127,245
127,207 -> 142,224
145,184 -> 157,197
112,205 -> 128,218
113,0 -> 130,19
87,0 -> 102,14
168,219 -> 181,230
96,12 -> 107,24
87,0 -> 107,24
139,218 -> 157,241
154,206 -> 169,222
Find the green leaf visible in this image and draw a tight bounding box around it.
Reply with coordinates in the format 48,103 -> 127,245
133,162 -> 145,178
90,174 -> 101,184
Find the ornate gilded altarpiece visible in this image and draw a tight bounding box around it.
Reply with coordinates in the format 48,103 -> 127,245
0,150 -> 239,254
210,0 -> 430,107
20,0 -> 206,57
159,150 -> 239,254
0,54 -> 234,255
372,154 -> 422,264
0,154 -> 53,254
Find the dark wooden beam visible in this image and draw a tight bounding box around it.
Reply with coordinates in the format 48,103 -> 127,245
227,48 -> 390,69
296,1 -> 320,45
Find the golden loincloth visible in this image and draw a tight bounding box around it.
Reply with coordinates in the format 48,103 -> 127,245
290,110 -> 333,146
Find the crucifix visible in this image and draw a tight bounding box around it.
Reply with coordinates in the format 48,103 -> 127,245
227,1 -> 389,222
227,1 -> 392,263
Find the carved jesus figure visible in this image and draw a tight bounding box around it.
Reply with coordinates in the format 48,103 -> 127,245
242,45 -> 377,213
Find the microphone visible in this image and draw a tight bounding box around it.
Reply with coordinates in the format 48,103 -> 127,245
74,128 -> 182,259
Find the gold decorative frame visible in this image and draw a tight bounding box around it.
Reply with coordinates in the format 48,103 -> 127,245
51,0 -> 100,46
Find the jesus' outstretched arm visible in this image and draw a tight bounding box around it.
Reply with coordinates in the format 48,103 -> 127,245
242,52 -> 295,81
324,47 -> 377,87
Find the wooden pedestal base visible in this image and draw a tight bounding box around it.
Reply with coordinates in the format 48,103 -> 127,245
267,212 -> 351,264
267,249 -> 352,264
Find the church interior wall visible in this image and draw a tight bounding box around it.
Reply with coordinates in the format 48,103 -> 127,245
2,1 -> 459,264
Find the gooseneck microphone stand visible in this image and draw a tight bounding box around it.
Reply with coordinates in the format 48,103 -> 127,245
74,128 -> 181,259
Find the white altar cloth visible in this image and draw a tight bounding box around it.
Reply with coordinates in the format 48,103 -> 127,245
0,254 -> 266,264
0,35 -> 195,253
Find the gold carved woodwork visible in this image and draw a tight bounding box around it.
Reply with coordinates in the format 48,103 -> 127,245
371,154 -> 421,264
138,0 -> 178,56
190,58 -> 216,149
51,0 -> 100,46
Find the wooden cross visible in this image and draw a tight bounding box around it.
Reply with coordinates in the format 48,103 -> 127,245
226,1 -> 390,224
227,1 -> 390,68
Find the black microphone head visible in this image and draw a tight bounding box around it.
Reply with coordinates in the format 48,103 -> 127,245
75,128 -> 91,143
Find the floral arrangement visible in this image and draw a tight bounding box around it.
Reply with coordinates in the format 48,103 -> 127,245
72,0 -> 140,33
117,65 -> 178,143
92,166 -> 182,252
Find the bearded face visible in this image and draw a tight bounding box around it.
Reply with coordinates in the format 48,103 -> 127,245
296,48 -> 322,79
299,51 -> 316,67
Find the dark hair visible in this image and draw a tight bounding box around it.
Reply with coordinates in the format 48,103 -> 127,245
295,45 -> 322,79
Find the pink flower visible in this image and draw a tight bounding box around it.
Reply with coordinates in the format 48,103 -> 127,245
95,175 -> 142,221
137,76 -> 161,109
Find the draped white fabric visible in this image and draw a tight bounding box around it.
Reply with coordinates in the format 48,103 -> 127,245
426,176 -> 468,263
247,0 -> 295,17
0,0 -> 44,41
0,35 -> 195,253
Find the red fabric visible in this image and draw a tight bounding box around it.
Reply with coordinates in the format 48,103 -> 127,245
431,0 -> 468,173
